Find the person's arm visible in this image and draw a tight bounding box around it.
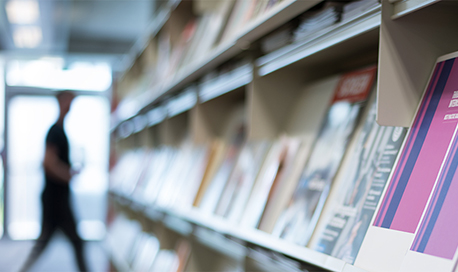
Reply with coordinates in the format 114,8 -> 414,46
43,144 -> 72,184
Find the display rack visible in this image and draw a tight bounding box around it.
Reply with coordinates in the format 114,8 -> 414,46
112,0 -> 322,127
154,0 -> 322,99
109,1 -> 458,272
108,192 -> 366,272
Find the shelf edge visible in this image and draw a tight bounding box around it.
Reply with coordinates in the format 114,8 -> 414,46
258,7 -> 381,77
109,192 -> 369,272
391,0 -> 440,19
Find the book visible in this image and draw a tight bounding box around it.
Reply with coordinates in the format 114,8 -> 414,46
260,23 -> 295,54
309,93 -> 407,264
214,140 -> 271,221
166,19 -> 198,80
272,66 -> 376,246
174,239 -> 192,272
110,149 -> 145,196
199,104 -> 246,214
219,0 -> 255,43
198,132 -> 245,214
179,0 -> 234,69
171,145 -> 210,210
341,0 -> 380,22
256,74 -> 344,234
156,140 -> 196,208
156,30 -> 172,84
150,250 -> 180,272
293,2 -> 342,44
257,139 -> 311,234
142,147 -> 178,204
357,52 -> 458,272
126,232 -> 148,266
130,150 -> 155,199
131,234 -> 160,272
240,137 -> 303,229
193,140 -> 227,207
107,214 -> 142,263
124,150 -> 155,197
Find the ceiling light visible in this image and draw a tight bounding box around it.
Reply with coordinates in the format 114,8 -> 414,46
6,0 -> 40,25
13,26 -> 42,48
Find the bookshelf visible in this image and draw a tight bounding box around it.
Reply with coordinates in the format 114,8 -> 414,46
256,4 -> 381,77
109,192 -> 366,272
108,0 -> 458,272
112,0 -> 322,127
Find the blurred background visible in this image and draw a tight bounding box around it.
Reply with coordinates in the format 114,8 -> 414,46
0,0 -> 159,270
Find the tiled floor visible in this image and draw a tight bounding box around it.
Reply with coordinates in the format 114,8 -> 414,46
0,231 -> 110,272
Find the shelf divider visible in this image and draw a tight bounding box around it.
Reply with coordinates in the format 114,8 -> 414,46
377,0 -> 458,127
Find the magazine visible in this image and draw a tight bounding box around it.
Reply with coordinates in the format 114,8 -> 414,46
272,66 -> 376,246
311,95 -> 407,264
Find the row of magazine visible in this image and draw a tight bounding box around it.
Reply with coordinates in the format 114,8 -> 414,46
117,0 -> 379,110
107,214 -> 190,272
260,0 -> 380,54
111,65 -> 409,265
118,0 -> 284,102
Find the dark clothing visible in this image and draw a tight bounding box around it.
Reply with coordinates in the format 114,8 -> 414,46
42,124 -> 73,226
20,123 -> 88,272
20,193 -> 88,272
45,124 -> 70,190
46,123 -> 70,165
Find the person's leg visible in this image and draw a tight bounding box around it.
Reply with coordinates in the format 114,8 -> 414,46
19,196 -> 56,272
59,199 -> 89,272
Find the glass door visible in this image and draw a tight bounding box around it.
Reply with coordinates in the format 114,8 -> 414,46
6,92 -> 110,240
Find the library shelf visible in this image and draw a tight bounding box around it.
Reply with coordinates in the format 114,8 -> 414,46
109,191 -> 369,272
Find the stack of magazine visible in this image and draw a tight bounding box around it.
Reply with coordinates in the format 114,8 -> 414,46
293,2 -> 342,44
256,0 -> 381,64
260,23 -> 295,54
341,0 -> 380,22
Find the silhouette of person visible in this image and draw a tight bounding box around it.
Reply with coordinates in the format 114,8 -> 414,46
19,91 -> 88,272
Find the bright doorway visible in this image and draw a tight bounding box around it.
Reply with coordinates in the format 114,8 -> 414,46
6,92 -> 110,240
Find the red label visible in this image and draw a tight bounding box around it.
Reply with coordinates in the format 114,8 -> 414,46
332,66 -> 377,104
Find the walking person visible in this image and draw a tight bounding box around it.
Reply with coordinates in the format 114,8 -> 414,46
19,91 -> 88,272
